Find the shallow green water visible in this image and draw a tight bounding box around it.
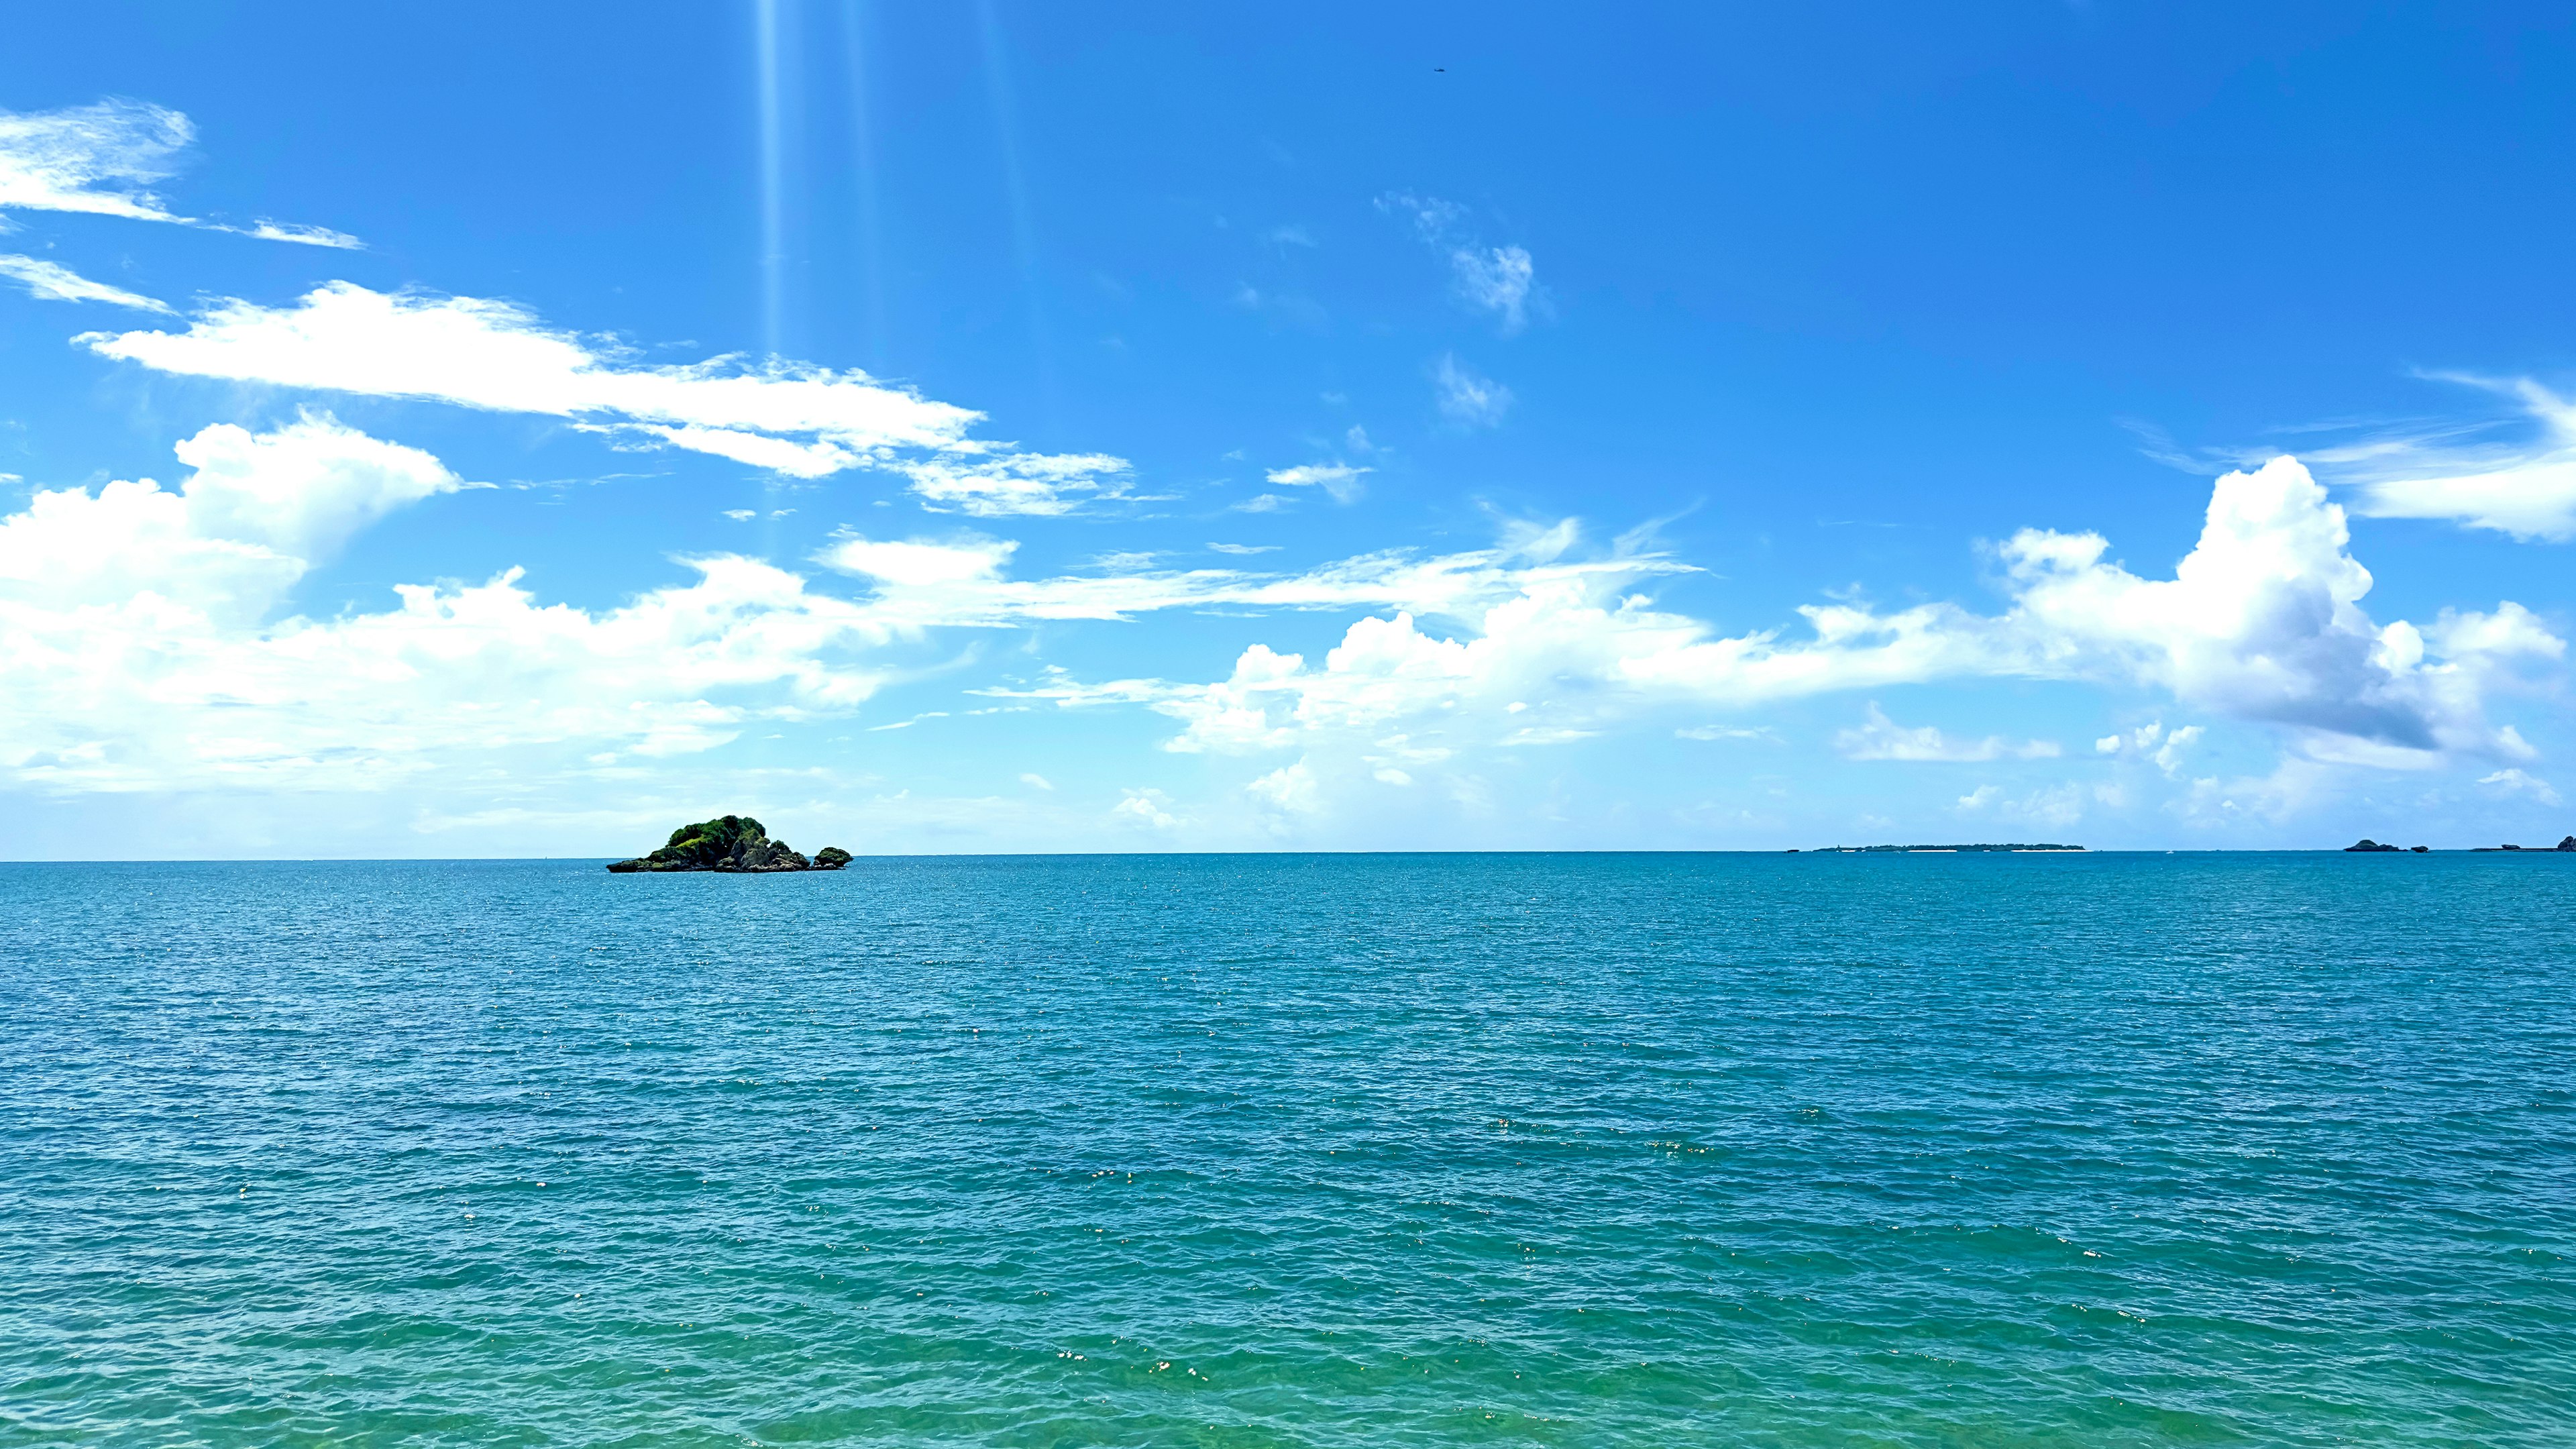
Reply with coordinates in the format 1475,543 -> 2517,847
5,853 -> 2571,1445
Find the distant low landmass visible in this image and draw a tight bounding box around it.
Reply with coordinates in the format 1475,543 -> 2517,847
1793,843 -> 2084,853
2354,837 -> 2575,853
607,814 -> 851,873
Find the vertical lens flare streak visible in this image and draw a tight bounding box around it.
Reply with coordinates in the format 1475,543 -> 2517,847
975,0 -> 1056,426
755,0 -> 787,362
841,0 -> 889,370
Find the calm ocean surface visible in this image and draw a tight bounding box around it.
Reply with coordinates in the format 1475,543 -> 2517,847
4,852 -> 2571,1447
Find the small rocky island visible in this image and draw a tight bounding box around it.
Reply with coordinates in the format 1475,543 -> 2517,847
607,814 -> 851,873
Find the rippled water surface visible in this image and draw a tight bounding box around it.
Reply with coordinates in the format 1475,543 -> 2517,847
5,852 -> 2573,1446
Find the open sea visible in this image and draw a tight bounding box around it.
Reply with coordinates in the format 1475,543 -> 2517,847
4,851 -> 2572,1447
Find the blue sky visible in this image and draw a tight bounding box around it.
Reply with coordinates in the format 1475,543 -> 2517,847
3,2 -> 2572,857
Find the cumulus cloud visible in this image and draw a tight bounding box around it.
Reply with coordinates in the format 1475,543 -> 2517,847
1004,460 -> 2557,814
0,418 -> 896,792
0,98 -> 358,246
1246,760 -> 1320,815
0,254 -> 171,312
1434,354 -> 1513,427
1114,788 -> 1185,830
2095,720 -> 2204,776
1835,703 -> 2059,761
0,413 -> 464,626
1379,191 -> 1542,333
1951,458 -> 2557,755
81,283 -> 1127,505
7,432 -> 2554,822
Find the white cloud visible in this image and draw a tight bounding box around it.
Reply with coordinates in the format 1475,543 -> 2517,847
0,418 -> 899,793
0,413 -> 464,625
1114,788 -> 1185,829
1434,354 -> 1513,427
87,282 -> 963,449
826,534 -> 1018,588
0,99 -> 193,223
824,527 -> 1666,631
243,219 -> 362,250
2092,720 -> 2204,775
1020,772 -> 1054,790
2345,378 -> 2576,541
1207,543 -> 1278,555
1948,458 -> 2558,755
82,283 -> 1127,497
0,99 -> 358,246
1246,760 -> 1320,815
1265,462 -> 1369,502
2477,767 -> 2562,806
896,450 -> 1131,516
1834,702 -> 2059,761
1451,246 -> 1536,331
6,431 -> 2555,827
2153,725 -> 2204,775
0,254 -> 171,313
1954,781 -> 2086,828
1008,461 -> 2557,814
1382,193 -> 1466,237
1379,191 -> 1541,332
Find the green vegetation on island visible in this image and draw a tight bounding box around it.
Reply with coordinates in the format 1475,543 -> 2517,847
606,815 -> 850,873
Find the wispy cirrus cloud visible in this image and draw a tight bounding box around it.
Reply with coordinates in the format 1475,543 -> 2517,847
1378,191 -> 1542,333
2339,376 -> 2576,542
0,253 -> 171,313
2145,374 -> 2576,543
0,99 -> 194,223
1433,354 -> 1512,427
0,98 -> 360,247
896,450 -> 1132,517
1265,462 -> 1368,502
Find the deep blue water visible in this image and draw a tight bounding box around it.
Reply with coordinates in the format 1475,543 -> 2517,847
3,852 -> 2572,1446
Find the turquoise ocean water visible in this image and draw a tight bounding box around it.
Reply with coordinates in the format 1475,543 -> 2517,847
4,852 -> 2572,1446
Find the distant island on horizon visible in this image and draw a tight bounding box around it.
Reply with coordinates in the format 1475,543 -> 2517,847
1794,843 -> 2084,853
1793,837 -> 2575,854
606,814 -> 851,873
